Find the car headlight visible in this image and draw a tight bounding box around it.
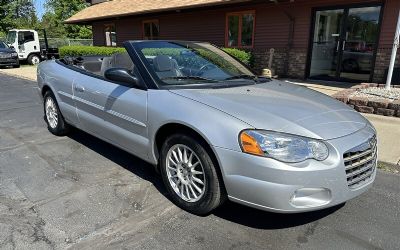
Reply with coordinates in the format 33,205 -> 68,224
11,52 -> 18,57
239,130 -> 329,163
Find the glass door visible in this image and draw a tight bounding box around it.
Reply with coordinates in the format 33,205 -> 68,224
309,9 -> 345,80
308,5 -> 382,82
340,6 -> 381,82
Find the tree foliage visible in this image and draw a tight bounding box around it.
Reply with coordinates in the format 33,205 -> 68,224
0,0 -> 38,36
0,0 -> 92,40
42,0 -> 92,39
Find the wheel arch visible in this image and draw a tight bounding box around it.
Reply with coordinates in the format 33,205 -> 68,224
153,122 -> 227,187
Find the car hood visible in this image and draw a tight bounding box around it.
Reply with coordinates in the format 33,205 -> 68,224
0,48 -> 15,53
169,80 -> 367,140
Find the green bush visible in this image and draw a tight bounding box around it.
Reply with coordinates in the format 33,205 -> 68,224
59,45 -> 253,67
59,46 -> 125,57
222,48 -> 253,67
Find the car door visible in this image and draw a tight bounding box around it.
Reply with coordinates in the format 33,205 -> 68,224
73,56 -> 148,159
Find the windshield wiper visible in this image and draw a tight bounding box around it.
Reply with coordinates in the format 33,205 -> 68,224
161,76 -> 219,82
225,74 -> 258,81
225,74 -> 272,83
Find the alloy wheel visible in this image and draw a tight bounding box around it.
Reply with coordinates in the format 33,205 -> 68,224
166,144 -> 206,202
45,97 -> 58,129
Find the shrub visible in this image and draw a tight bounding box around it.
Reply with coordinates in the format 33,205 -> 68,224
59,46 -> 125,57
59,45 -> 253,67
222,48 -> 253,67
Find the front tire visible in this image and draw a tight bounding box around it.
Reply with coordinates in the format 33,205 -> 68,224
28,54 -> 41,65
43,91 -> 70,136
160,133 -> 225,215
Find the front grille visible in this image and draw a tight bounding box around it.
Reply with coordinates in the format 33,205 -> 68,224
343,136 -> 377,189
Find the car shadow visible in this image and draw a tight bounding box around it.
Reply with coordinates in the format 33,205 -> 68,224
213,201 -> 344,230
67,128 -> 344,230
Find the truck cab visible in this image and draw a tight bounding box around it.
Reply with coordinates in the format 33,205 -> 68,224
6,29 -> 42,65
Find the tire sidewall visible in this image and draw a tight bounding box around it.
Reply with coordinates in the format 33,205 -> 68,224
43,91 -> 68,135
28,55 -> 40,65
160,134 -> 221,215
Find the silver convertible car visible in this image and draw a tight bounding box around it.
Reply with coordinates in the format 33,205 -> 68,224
37,41 -> 377,215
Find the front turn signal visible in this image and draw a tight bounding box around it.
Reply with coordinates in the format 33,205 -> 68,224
239,131 -> 264,156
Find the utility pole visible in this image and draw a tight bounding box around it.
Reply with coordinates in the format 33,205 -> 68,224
385,10 -> 400,90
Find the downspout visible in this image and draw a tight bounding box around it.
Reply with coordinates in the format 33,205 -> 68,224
385,9 -> 400,90
270,0 -> 295,77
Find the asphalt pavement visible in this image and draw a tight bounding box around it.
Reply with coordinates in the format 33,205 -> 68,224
0,73 -> 399,250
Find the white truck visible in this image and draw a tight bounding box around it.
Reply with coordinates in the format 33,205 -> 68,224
6,29 -> 59,65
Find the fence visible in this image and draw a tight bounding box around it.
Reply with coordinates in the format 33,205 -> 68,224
40,38 -> 93,48
1,37 -> 92,47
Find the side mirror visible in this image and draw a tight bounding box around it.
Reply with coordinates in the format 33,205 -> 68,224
9,46 -> 15,50
104,68 -> 140,87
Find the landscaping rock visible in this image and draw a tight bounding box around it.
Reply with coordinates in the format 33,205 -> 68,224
355,105 -> 374,113
349,98 -> 368,106
376,108 -> 395,116
368,99 -> 390,109
388,100 -> 400,110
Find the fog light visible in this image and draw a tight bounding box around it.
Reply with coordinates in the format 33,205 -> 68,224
290,188 -> 332,208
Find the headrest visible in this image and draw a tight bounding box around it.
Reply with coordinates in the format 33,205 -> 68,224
153,55 -> 174,72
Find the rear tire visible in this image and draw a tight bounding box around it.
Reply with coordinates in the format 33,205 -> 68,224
43,91 -> 70,136
160,133 -> 225,215
28,54 -> 41,65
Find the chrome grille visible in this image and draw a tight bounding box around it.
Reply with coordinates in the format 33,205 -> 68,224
343,136 -> 377,189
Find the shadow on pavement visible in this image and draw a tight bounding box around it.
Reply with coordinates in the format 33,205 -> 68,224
67,128 -> 344,229
213,201 -> 344,230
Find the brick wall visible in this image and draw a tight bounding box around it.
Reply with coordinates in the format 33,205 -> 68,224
252,48 -> 307,78
373,48 -> 400,84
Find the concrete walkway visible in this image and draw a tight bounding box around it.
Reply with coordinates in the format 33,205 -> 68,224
363,114 -> 400,165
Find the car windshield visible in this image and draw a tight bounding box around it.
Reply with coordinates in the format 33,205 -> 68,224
0,42 -> 8,48
6,31 -> 16,45
134,41 -> 257,87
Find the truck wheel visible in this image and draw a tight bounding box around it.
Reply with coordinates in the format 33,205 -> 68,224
28,54 -> 41,65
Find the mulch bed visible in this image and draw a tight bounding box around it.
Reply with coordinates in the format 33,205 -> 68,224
332,83 -> 400,117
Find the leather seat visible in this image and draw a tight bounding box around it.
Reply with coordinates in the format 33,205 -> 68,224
100,53 -> 134,77
153,55 -> 182,78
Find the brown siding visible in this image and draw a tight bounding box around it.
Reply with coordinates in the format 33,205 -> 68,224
90,0 -> 398,81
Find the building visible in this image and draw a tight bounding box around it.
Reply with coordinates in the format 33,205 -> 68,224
66,0 -> 400,83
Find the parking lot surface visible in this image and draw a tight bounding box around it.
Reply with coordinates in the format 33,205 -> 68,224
0,73 -> 399,250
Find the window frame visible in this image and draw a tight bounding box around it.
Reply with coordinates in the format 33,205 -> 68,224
142,19 -> 160,40
104,23 -> 117,47
225,10 -> 256,49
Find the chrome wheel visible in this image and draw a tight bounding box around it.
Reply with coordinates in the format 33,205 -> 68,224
166,144 -> 206,202
45,97 -> 58,129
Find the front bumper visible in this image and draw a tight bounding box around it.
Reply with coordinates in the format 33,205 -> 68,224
215,124 -> 377,213
0,57 -> 19,66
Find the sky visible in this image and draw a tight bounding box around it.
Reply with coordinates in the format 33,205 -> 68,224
34,0 -> 46,19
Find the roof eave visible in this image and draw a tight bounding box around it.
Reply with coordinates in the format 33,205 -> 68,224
65,0 -> 251,24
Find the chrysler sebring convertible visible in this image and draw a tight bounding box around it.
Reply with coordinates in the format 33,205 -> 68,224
37,41 -> 377,215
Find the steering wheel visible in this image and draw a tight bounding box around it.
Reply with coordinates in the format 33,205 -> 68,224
197,63 -> 216,76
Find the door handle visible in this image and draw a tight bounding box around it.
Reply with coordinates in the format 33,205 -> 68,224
74,85 -> 85,92
336,41 -> 340,52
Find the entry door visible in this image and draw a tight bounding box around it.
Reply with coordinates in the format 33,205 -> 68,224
309,5 -> 382,82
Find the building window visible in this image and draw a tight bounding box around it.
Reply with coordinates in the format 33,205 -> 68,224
143,20 -> 160,40
225,11 -> 255,48
104,23 -> 117,47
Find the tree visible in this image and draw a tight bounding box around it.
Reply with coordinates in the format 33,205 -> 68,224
0,0 -> 37,36
43,0 -> 92,39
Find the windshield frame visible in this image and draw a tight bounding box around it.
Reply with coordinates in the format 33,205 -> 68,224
129,40 -> 258,89
6,31 -> 16,45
